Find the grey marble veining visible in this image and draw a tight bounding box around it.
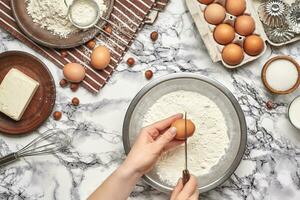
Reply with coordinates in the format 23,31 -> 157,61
1,0 -> 300,199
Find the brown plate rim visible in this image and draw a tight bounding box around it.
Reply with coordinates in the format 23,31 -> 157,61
0,51 -> 56,135
10,0 -> 114,49
261,55 -> 300,95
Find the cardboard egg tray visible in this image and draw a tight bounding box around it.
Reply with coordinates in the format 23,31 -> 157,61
186,0 -> 300,68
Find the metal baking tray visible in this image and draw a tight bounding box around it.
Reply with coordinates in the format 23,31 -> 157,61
122,73 -> 247,193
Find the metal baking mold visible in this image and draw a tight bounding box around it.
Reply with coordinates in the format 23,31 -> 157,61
258,0 -> 289,27
286,1 -> 300,34
265,25 -> 295,43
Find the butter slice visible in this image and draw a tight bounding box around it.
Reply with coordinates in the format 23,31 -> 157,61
0,68 -> 39,121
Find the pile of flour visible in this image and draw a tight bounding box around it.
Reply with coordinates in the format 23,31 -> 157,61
26,0 -> 107,38
142,90 -> 229,186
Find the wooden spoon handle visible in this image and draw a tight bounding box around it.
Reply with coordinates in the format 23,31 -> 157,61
182,169 -> 190,186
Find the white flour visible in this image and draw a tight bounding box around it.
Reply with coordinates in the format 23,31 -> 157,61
70,1 -> 98,27
26,0 -> 107,38
142,90 -> 229,186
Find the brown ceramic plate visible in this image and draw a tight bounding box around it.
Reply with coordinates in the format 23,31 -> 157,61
0,51 -> 56,134
11,0 -> 114,49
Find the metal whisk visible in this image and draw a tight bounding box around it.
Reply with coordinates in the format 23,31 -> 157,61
0,129 -> 71,167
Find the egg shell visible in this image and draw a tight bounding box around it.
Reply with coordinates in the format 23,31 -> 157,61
226,0 -> 246,16
63,63 -> 86,83
222,43 -> 244,66
91,45 -> 111,70
171,119 -> 196,140
235,15 -> 255,36
243,35 -> 264,56
204,3 -> 226,25
198,0 -> 214,5
214,24 -> 235,45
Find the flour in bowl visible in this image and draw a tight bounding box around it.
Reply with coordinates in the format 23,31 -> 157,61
142,90 -> 229,186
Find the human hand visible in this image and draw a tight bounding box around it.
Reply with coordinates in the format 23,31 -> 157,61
122,113 -> 184,176
170,175 -> 199,200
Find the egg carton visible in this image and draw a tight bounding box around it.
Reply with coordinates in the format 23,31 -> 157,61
186,0 -> 300,68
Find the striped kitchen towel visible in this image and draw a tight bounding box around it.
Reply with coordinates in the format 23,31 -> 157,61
0,0 -> 169,93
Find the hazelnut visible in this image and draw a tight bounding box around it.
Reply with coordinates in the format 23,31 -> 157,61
127,57 -> 135,67
150,31 -> 158,41
59,79 -> 68,88
104,26 -> 112,34
145,70 -> 153,80
72,97 -> 80,106
266,100 -> 273,110
53,111 -> 62,121
61,50 -> 68,58
70,83 -> 79,92
87,40 -> 96,49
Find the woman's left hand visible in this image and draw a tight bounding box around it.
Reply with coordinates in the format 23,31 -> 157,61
88,113 -> 184,200
122,113 -> 184,176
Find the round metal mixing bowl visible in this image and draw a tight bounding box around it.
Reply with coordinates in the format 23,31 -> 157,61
123,73 -> 247,193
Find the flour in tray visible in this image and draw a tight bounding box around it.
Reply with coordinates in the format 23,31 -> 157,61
26,0 -> 107,38
142,90 -> 229,186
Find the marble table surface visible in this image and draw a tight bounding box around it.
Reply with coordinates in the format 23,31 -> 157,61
1,0 -> 300,199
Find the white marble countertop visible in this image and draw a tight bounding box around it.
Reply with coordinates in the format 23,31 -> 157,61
1,0 -> 300,199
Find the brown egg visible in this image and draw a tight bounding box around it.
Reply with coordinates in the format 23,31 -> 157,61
226,0 -> 246,16
214,24 -> 235,45
198,0 -> 214,5
243,35 -> 264,56
235,15 -> 255,36
91,45 -> 111,70
63,63 -> 85,83
171,119 -> 196,140
222,43 -> 244,66
204,3 -> 226,25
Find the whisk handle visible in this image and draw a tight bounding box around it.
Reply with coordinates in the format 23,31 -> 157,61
0,153 -> 18,167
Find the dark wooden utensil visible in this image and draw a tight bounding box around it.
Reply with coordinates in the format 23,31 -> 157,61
182,112 -> 190,186
0,51 -> 56,134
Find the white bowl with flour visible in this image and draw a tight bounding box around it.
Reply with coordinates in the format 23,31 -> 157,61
123,73 -> 247,193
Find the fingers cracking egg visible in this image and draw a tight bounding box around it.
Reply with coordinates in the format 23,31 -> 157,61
171,119 -> 196,140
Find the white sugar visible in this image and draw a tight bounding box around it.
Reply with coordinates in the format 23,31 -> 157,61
265,59 -> 299,92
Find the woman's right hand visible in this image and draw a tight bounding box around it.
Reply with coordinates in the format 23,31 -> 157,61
170,175 -> 199,200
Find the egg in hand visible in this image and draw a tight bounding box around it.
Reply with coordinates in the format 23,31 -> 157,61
171,119 -> 196,140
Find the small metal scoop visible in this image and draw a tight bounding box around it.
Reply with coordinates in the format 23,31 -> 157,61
68,0 -> 144,49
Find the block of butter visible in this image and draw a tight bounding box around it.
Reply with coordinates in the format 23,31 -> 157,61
0,68 -> 39,121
